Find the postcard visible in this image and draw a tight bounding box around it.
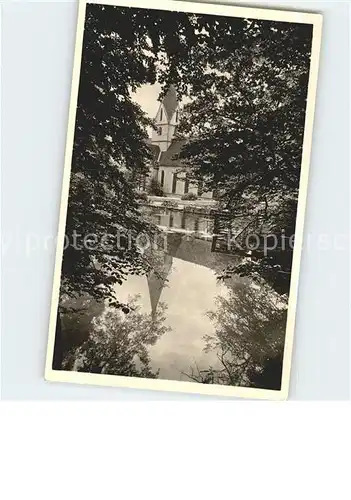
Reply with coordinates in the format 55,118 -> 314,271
45,0 -> 322,399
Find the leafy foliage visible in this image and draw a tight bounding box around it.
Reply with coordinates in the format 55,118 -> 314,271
61,6 -> 311,305
177,21 -> 313,293
61,5 -> 244,305
181,192 -> 198,201
60,6 -> 162,308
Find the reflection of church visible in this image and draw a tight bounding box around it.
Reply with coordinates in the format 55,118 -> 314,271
149,86 -> 213,199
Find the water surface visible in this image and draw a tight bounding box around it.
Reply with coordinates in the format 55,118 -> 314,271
114,257 -> 231,381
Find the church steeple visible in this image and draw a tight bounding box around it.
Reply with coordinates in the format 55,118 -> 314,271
151,85 -> 180,152
162,85 -> 178,122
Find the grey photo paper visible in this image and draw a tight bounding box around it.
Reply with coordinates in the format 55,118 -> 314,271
45,0 -> 322,399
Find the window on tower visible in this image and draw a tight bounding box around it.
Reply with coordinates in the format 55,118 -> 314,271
157,127 -> 162,136
175,110 -> 179,122
160,108 -> 163,121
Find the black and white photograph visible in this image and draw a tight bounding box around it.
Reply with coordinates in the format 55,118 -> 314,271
45,0 -> 322,399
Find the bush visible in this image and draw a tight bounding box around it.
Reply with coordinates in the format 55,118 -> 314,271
161,199 -> 178,208
181,192 -> 198,201
136,191 -> 148,202
148,178 -> 164,197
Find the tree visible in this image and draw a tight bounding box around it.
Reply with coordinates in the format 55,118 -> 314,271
177,20 -> 313,294
61,6 -> 159,304
184,282 -> 287,388
55,5 -> 238,367
64,296 -> 170,378
54,6 -> 158,367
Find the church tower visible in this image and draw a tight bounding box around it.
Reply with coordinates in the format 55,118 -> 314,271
151,85 -> 180,152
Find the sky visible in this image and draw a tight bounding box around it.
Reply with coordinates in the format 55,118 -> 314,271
132,83 -> 162,120
131,83 -> 162,138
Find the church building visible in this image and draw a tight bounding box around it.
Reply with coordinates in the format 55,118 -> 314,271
149,86 -> 212,199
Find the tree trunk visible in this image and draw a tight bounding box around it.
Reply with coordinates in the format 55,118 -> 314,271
52,310 -> 63,370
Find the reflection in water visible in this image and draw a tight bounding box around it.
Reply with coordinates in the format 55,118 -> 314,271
144,205 -> 213,235
113,257 -> 232,381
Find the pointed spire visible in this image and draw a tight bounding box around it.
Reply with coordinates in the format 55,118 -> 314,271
147,254 -> 173,319
162,85 -> 178,122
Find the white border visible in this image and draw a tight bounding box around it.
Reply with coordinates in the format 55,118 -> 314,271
45,0 -> 323,400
